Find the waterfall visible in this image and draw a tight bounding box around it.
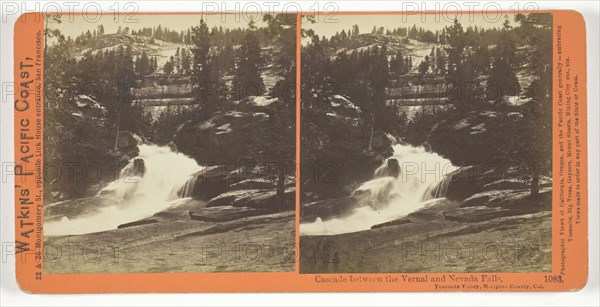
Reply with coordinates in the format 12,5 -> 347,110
421,175 -> 453,201
170,173 -> 200,199
300,144 -> 457,235
45,144 -> 204,236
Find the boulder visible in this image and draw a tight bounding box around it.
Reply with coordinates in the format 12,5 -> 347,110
177,165 -> 237,200
426,165 -> 545,202
173,110 -> 271,164
371,131 -> 397,151
328,95 -> 361,117
117,131 -> 143,149
376,158 -> 400,178
121,158 -> 146,178
175,163 -> 292,200
428,110 -> 527,165
430,165 -> 501,201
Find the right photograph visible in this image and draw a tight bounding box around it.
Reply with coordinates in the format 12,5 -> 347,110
299,13 -> 554,273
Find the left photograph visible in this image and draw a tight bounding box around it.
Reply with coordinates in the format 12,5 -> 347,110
42,13 -> 297,273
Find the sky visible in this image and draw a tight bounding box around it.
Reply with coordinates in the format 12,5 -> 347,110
47,13 -> 270,40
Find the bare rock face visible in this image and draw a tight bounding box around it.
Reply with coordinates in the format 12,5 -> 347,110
428,110 -> 526,165
173,110 -> 270,164
434,165 -> 500,201
173,163 -> 290,201
206,188 -> 295,211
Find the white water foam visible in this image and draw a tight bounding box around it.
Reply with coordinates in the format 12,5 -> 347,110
300,144 -> 456,235
45,144 -> 203,236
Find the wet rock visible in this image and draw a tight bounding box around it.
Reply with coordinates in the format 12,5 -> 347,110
371,131 -> 397,151
166,141 -> 178,152
117,131 -> 143,149
432,165 -> 501,201
178,163 -> 288,200
178,165 -> 233,200
377,158 -> 400,178
121,158 -> 146,178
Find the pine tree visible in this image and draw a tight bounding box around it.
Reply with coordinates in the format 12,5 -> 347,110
487,17 -> 519,101
174,48 -> 181,73
429,47 -> 436,72
444,18 -> 479,107
445,18 -> 465,79
233,22 -> 264,99
135,51 -> 150,75
418,55 -> 430,75
408,25 -> 418,39
163,57 -> 174,75
487,57 -> 519,101
191,19 -> 215,114
180,48 -> 191,75
435,47 -> 446,74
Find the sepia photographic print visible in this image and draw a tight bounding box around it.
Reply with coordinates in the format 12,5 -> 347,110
9,5 -> 591,294
42,13 -> 297,274
299,13 -> 554,274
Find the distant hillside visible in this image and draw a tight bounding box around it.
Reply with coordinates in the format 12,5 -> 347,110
69,33 -> 286,119
74,33 -> 190,67
324,32 -> 535,105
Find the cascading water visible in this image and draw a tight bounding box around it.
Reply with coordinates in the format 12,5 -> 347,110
45,144 -> 204,236
300,143 -> 457,235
